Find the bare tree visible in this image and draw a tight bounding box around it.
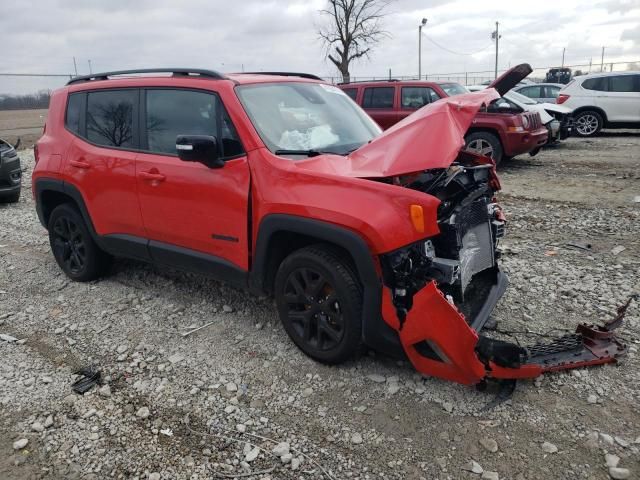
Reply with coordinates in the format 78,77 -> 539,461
318,0 -> 390,83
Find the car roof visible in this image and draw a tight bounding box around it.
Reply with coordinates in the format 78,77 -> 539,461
515,82 -> 564,88
576,71 -> 640,80
338,80 -> 441,87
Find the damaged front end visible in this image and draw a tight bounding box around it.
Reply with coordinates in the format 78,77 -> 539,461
379,151 -> 628,386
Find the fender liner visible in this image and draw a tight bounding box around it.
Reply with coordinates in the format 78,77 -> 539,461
34,178 -> 96,235
251,214 -> 405,357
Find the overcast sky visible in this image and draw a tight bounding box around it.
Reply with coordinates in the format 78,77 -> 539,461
1,0 -> 639,94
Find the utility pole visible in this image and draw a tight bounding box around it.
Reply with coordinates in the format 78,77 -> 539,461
72,57 -> 78,76
589,57 -> 592,73
492,22 -> 500,79
600,47 -> 605,72
561,48 -> 565,68
418,18 -> 427,80
88,59 -> 93,74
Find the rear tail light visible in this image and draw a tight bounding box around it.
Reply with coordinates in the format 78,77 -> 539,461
557,94 -> 570,104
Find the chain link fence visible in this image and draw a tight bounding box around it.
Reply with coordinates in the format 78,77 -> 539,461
325,60 -> 640,85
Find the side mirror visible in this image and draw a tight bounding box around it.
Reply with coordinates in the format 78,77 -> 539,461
176,135 -> 224,169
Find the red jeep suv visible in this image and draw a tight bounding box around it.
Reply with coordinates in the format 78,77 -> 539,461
33,67 -> 625,387
340,73 -> 548,164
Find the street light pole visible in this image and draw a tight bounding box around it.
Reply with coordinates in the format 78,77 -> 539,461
561,47 -> 565,68
418,18 -> 427,80
492,21 -> 500,79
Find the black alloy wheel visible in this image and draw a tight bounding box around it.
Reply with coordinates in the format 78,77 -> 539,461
275,245 -> 363,364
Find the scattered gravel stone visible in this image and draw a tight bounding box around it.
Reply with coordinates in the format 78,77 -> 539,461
462,460 -> 483,474
13,438 -> 28,450
98,384 -> 111,397
31,421 -> 44,432
587,394 -> 598,404
272,442 -> 290,457
136,406 -> 150,419
605,454 -> 620,468
167,353 -> 184,364
366,374 -> 385,383
609,467 -> 631,479
222,305 -> 233,313
226,382 -> 238,392
245,446 -> 260,462
541,441 -> 558,454
482,472 -> 500,480
148,473 -> 160,480
479,438 -> 498,453
351,432 -> 363,444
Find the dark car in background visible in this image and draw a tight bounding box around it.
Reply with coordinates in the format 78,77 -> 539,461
0,138 -> 21,203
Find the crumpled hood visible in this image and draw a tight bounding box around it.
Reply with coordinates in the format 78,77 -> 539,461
294,88 -> 500,178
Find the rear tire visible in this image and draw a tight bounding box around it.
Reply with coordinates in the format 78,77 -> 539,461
48,203 -> 111,282
574,110 -> 603,137
465,132 -> 504,165
274,245 -> 363,365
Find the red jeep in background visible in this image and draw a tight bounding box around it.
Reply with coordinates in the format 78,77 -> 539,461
33,66 -> 624,388
340,70 -> 548,164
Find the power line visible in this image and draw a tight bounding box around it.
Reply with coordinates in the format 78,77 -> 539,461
422,34 -> 494,56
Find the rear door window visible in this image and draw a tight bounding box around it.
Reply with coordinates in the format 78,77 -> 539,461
86,89 -> 138,148
401,87 -> 440,109
362,87 -> 395,109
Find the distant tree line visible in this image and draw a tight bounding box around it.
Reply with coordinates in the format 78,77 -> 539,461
0,91 -> 51,110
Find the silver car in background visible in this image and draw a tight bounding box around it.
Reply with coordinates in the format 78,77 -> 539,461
512,83 -> 564,103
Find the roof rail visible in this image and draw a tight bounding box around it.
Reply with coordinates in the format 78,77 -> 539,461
241,71 -> 324,81
337,79 -> 406,85
66,68 -> 226,85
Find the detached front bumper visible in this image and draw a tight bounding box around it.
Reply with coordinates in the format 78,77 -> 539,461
380,278 -> 628,385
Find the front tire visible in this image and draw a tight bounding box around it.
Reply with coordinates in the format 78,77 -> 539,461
574,110 -> 603,137
274,245 -> 363,364
48,203 -> 111,282
465,131 -> 504,165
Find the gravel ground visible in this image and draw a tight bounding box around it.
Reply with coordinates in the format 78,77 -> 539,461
1,134 -> 639,480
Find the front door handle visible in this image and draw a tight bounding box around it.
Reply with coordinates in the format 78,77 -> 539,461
70,159 -> 91,169
139,170 -> 166,182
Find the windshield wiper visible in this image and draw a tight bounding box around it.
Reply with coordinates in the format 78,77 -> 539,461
274,149 -> 325,157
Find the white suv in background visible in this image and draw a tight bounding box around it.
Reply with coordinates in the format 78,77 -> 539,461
557,72 -> 640,136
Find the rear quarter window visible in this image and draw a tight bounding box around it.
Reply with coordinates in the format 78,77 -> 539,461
65,93 -> 84,135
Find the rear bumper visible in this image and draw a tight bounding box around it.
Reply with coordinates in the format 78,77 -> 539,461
502,127 -> 548,157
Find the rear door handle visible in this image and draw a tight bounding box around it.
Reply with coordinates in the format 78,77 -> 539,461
70,159 -> 91,169
139,171 -> 166,182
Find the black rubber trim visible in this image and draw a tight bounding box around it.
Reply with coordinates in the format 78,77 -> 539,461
469,270 -> 509,332
149,240 -> 247,289
251,214 -> 404,357
101,234 -> 150,261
